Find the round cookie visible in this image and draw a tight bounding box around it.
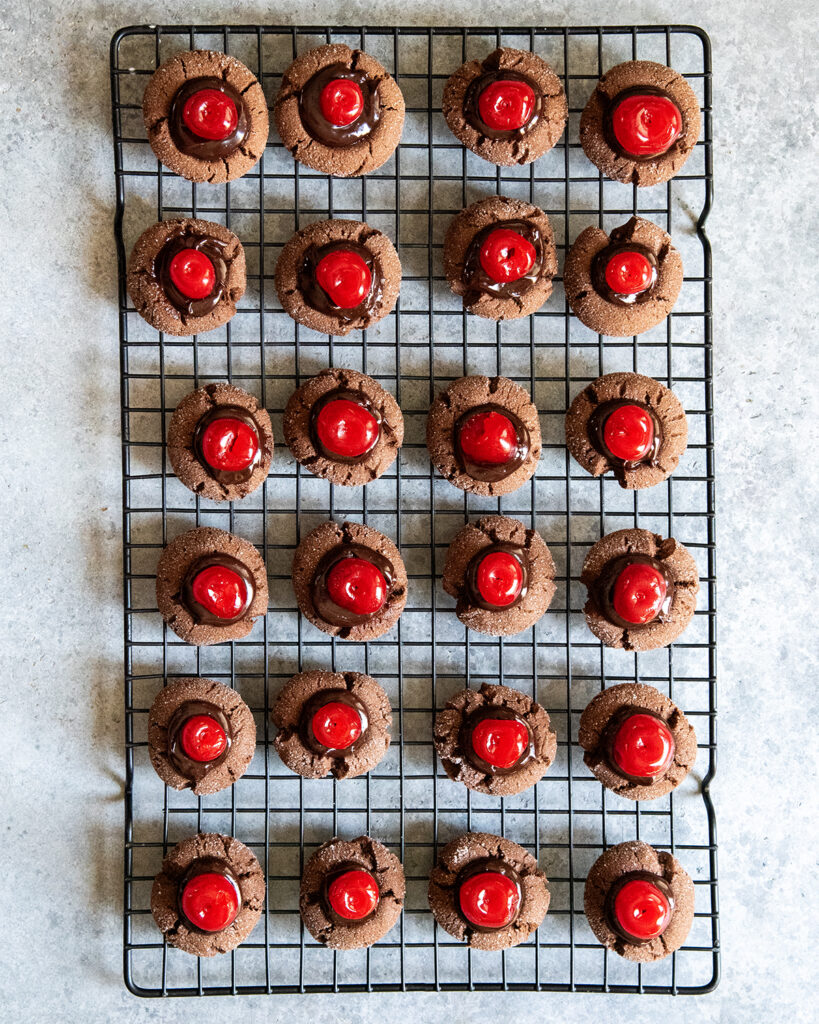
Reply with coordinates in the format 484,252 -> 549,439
579,683 -> 697,801
150,832 -> 265,956
442,47 -> 567,166
156,526 -> 268,645
426,375 -> 542,496
283,368 -> 403,486
563,217 -> 683,337
127,218 -> 246,336
580,61 -> 701,187
291,520 -> 407,641
584,840 -> 695,962
433,683 -> 557,797
565,371 -> 688,489
168,383 -> 273,501
143,49 -> 269,183
274,44 -> 405,177
300,836 -> 405,949
273,670 -> 391,779
442,515 -> 556,636
428,832 -> 549,950
275,219 -> 401,336
148,677 -> 256,795
581,528 -> 699,651
444,196 -> 557,320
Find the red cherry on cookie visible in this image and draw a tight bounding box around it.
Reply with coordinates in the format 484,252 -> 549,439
602,404 -> 655,462
478,80 -> 536,131
315,398 -> 379,459
311,700 -> 363,751
459,871 -> 521,930
470,717 -> 529,769
182,88 -> 239,141
479,228 -> 537,284
191,565 -> 249,620
611,93 -> 682,157
604,251 -> 654,297
199,417 -> 259,472
327,869 -> 380,920
612,878 -> 672,941
179,714 -> 228,763
319,78 -> 365,127
315,249 -> 372,309
611,562 -> 668,625
325,557 -> 387,616
180,872 -> 240,932
168,249 -> 216,300
476,551 -> 524,608
458,410 -> 518,466
612,712 -> 675,780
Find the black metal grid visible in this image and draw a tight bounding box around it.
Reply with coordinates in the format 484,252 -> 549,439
111,23 -> 718,997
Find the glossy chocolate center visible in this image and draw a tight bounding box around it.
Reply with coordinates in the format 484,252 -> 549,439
300,689 -> 371,756
591,241 -> 658,306
594,554 -> 674,630
169,76 -> 249,159
587,398 -> 663,483
454,404 -> 531,483
310,543 -> 394,628
321,861 -> 380,925
605,871 -> 675,944
309,387 -> 383,462
193,405 -> 263,485
298,241 -> 382,323
460,705 -> 535,776
463,63 -> 542,140
299,62 -> 381,147
167,699 -> 232,783
455,858 -> 523,931
180,553 -> 256,626
465,543 -> 529,611
605,87 -> 683,160
177,857 -> 242,933
462,219 -> 544,306
155,229 -> 231,318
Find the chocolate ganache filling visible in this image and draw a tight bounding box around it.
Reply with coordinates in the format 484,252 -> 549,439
604,870 -> 675,944
455,858 -> 523,931
180,553 -> 256,626
168,76 -> 249,159
309,388 -> 383,462
192,405 -> 263,485
454,404 -> 531,483
460,705 -> 535,776
465,544 -> 529,610
177,856 -> 242,932
299,63 -> 381,147
587,399 -> 663,479
298,241 -> 382,322
595,554 -> 674,630
320,861 -> 380,925
598,705 -> 675,786
462,220 -> 544,305
591,241 -> 659,306
299,689 -> 371,756
311,543 -> 395,627
463,67 -> 542,139
156,229 -> 231,317
167,699 -> 233,782
603,86 -> 684,162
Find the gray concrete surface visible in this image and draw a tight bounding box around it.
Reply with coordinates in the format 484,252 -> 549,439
1,0 -> 817,1021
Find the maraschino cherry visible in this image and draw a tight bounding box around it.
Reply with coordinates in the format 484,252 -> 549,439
459,871 -> 520,929
315,399 -> 379,458
327,869 -> 380,920
458,410 -> 518,466
182,88 -> 239,141
320,78 -> 365,127
602,404 -> 655,462
169,249 -> 216,300
604,251 -> 654,297
475,551 -> 524,608
325,557 -> 387,616
180,872 -> 240,932
612,877 -> 672,941
191,565 -> 249,620
479,228 -> 537,284
612,712 -> 675,780
311,701 -> 363,751
470,717 -> 529,770
199,417 -> 259,472
179,714 -> 228,763
611,562 -> 668,625
478,80 -> 536,131
315,250 -> 372,308
610,93 -> 682,158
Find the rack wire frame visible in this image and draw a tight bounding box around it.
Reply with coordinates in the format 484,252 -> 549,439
111,23 -> 718,997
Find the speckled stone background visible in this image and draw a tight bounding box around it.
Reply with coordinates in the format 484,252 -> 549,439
1,1 -> 817,1021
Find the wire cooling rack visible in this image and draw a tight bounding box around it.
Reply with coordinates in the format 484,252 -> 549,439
111,23 -> 717,997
